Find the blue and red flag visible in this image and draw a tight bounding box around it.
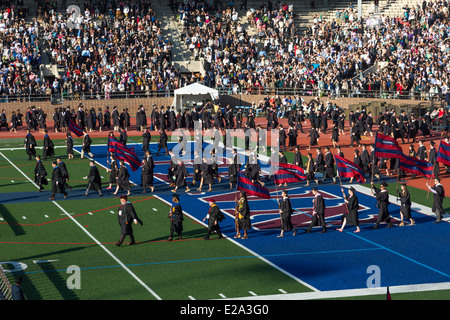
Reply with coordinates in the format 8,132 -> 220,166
274,163 -> 306,185
114,143 -> 142,172
335,154 -> 366,183
237,170 -> 271,199
437,140 -> 450,167
399,155 -> 434,178
108,135 -> 124,153
68,119 -> 84,137
374,132 -> 405,159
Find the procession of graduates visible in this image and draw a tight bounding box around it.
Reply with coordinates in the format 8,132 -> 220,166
19,98 -> 450,246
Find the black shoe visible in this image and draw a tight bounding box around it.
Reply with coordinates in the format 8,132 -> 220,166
203,237 -> 210,240
320,229 -> 327,233
433,219 -> 441,224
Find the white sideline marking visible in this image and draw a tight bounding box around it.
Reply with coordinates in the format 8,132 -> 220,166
0,151 -> 162,300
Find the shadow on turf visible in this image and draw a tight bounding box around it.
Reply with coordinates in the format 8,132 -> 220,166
0,204 -> 26,236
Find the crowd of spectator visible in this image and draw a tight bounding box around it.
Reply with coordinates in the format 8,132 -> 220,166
2,0 -> 450,104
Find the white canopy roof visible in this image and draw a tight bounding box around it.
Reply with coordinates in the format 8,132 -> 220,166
173,82 -> 219,112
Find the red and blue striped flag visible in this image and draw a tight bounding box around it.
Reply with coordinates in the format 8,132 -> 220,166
114,143 -> 142,172
108,135 -> 124,153
335,154 -> 366,183
437,140 -> 450,167
274,163 -> 306,185
68,119 -> 84,137
399,155 -> 434,178
237,170 -> 271,199
374,132 -> 405,159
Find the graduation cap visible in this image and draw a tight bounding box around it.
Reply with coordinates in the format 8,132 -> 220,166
207,198 -> 216,203
380,181 -> 388,187
349,186 -> 356,193
120,195 -> 128,201
172,193 -> 180,200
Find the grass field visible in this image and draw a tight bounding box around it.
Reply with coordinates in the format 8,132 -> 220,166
1,134 -> 450,301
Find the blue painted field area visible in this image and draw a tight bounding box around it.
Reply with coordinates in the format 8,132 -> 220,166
75,142 -> 450,292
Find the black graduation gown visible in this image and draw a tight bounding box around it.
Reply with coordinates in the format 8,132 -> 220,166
142,131 -> 151,152
373,187 -> 391,223
294,151 -> 303,167
141,160 -> 155,187
51,166 -> 66,194
431,184 -> 445,216
66,135 -> 74,155
43,135 -> 54,159
399,190 -> 412,219
88,165 -> 102,190
279,197 -> 294,231
118,202 -> 140,236
343,194 -> 359,226
82,134 -> 92,153
192,156 -> 202,181
227,160 -> 237,184
25,133 -> 37,156
200,162 -> 213,184
174,163 -> 189,188
34,160 -> 48,186
237,198 -> 251,230
169,203 -> 183,234
117,166 -> 131,191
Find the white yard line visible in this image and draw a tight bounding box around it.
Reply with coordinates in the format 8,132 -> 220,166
0,151 -> 162,300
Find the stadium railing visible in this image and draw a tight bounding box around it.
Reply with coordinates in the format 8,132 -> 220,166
0,267 -> 12,300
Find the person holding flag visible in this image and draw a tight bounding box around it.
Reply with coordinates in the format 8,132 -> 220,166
305,187 -> 327,234
370,181 -> 393,229
426,178 -> 446,224
235,191 -> 251,239
337,187 -> 360,233
397,183 -> 415,226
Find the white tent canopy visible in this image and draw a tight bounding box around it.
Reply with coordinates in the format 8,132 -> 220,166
172,82 -> 219,112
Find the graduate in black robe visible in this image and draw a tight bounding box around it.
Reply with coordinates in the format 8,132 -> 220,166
42,131 -> 55,161
287,126 -> 298,150
293,146 -> 303,168
305,153 -> 316,186
337,187 -> 360,232
56,157 -> 71,191
114,160 -> 131,195
34,155 -> 47,191
398,183 -> 414,226
115,195 -> 142,246
65,132 -> 74,160
203,199 -> 224,240
49,161 -> 67,200
171,160 -> 190,193
197,157 -> 213,192
278,190 -> 297,237
307,126 -> 319,150
235,191 -> 251,239
156,129 -> 168,156
142,128 -> 151,154
192,151 -> 202,186
305,188 -> 327,233
84,160 -> 103,196
141,157 -> 155,193
24,129 -> 37,160
228,156 -> 238,190
81,131 -> 94,158
168,194 -> 184,240
331,124 -> 339,148
371,181 -> 393,229
426,178 -> 446,223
